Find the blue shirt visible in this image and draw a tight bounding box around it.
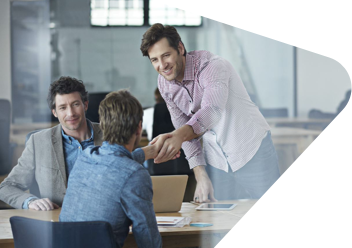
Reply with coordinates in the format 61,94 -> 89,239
59,142 -> 162,248
22,121 -> 95,209
61,121 -> 94,178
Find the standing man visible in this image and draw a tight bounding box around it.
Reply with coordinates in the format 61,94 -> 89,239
0,76 -> 103,210
140,23 -> 280,202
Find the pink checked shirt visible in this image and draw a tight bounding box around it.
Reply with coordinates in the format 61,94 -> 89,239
158,51 -> 270,173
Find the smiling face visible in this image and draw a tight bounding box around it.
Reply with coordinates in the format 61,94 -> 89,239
148,37 -> 186,82
52,92 -> 88,133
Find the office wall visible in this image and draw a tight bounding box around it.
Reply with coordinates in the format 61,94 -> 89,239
0,0 -> 11,101
3,0 -> 349,120
297,49 -> 351,117
235,29 -> 294,116
11,0 -> 51,123
51,14 -> 294,111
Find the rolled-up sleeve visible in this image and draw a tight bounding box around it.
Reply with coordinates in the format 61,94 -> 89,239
186,59 -> 230,134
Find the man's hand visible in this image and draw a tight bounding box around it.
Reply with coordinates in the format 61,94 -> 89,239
28,198 -> 59,211
151,133 -> 183,163
193,165 -> 217,203
152,133 -> 181,160
142,133 -> 180,161
151,125 -> 198,163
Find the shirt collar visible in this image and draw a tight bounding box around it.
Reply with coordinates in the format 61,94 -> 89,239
61,120 -> 94,143
182,53 -> 195,82
101,141 -> 132,158
165,53 -> 194,85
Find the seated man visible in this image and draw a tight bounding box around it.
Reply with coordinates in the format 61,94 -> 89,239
0,76 -> 103,210
60,90 -> 163,247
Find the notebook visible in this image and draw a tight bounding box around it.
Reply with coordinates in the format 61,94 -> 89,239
151,175 -> 188,213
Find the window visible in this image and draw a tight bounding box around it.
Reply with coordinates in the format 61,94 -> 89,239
91,0 -> 202,26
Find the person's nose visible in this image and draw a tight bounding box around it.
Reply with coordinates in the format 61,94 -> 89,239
66,106 -> 74,117
159,59 -> 168,71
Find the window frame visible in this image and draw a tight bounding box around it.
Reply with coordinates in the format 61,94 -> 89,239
90,0 -> 203,27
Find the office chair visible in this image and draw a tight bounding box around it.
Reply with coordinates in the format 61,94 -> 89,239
10,216 -> 117,248
25,129 -> 41,145
0,99 -> 15,175
308,109 -> 335,119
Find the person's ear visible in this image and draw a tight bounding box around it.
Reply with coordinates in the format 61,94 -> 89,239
52,109 -> 57,118
136,121 -> 142,136
178,41 -> 185,55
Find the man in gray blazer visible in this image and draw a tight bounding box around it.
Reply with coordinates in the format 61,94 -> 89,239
0,76 -> 103,210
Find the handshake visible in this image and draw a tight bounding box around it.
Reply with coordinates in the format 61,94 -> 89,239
146,132 -> 184,163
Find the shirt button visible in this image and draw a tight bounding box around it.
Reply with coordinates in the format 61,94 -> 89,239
189,100 -> 192,103
78,146 -> 81,149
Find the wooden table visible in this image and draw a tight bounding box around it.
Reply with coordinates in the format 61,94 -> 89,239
0,200 -> 256,248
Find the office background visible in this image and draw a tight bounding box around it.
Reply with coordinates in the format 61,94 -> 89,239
0,0 -> 350,125
0,0 -> 351,178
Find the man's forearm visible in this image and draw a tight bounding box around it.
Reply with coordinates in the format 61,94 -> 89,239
193,165 -> 208,181
141,146 -> 156,161
172,125 -> 199,142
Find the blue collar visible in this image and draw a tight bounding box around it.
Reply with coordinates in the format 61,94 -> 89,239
61,120 -> 94,143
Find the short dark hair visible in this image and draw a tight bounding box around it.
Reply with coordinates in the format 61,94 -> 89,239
99,90 -> 143,145
47,76 -> 88,110
140,23 -> 187,57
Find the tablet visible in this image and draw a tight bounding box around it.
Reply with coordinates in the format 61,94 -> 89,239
196,203 -> 237,211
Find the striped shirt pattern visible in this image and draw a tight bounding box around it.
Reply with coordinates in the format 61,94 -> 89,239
158,51 -> 270,173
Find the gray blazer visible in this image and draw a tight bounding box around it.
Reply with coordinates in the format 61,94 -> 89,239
0,122 -> 103,209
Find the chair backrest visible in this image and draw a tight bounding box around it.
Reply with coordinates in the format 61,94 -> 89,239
0,99 -> 11,174
25,129 -> 42,146
10,216 -> 117,248
308,109 -> 336,119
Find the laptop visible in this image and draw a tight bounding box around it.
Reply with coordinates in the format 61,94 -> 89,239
151,175 -> 188,213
